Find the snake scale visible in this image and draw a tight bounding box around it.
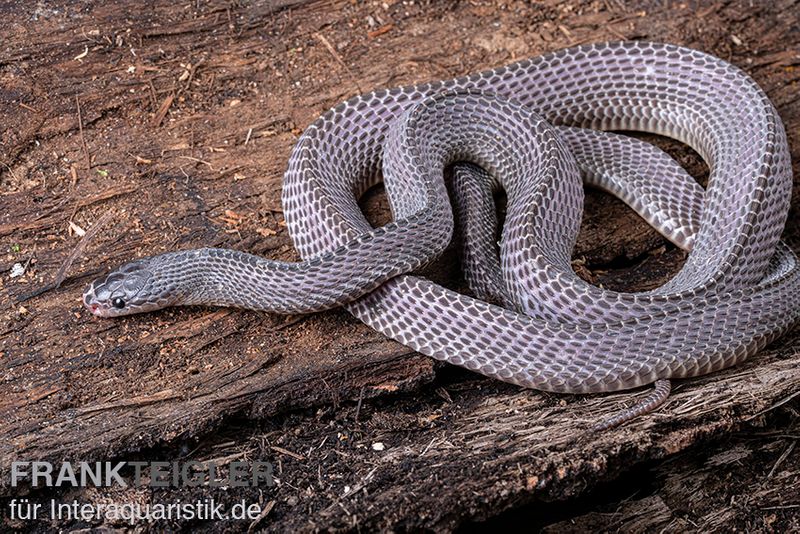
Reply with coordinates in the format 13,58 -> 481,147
84,41 -> 800,429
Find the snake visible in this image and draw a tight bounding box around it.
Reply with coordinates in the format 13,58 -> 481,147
83,41 -> 800,429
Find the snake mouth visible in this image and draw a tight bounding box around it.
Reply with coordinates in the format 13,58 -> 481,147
84,297 -> 104,317
84,298 -> 115,318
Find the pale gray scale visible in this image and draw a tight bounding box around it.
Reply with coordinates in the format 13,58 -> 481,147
557,127 -> 704,251
334,43 -> 796,388
449,164 -> 510,307
493,125 -> 711,321
84,42 -> 800,430
294,43 -> 780,310
347,258 -> 800,393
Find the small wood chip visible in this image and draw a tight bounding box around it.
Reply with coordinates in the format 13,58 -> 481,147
19,102 -> 40,113
247,500 -> 276,534
367,24 -> 393,39
271,445 -> 305,461
73,45 -> 89,61
257,227 -> 277,237
68,221 -> 86,237
224,209 -> 243,220
152,93 -> 175,127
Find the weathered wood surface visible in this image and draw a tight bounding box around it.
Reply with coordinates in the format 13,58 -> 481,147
1,0 -> 799,530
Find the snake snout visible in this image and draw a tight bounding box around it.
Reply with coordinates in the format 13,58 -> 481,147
83,280 -> 110,317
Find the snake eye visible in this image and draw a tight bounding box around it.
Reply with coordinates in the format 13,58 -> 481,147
111,297 -> 126,309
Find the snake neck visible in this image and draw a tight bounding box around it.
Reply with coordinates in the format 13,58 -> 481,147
147,248 -> 284,311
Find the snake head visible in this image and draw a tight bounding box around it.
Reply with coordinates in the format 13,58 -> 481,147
83,258 -> 166,317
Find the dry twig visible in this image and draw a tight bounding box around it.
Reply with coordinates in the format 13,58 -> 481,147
75,95 -> 91,169
17,209 -> 115,302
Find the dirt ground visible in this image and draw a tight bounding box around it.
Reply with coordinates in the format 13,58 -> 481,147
1,0 -> 799,531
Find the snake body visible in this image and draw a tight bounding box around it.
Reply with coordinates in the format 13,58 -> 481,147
84,42 -> 800,424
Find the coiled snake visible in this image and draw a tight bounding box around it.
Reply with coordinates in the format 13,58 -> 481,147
84,41 -> 800,429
